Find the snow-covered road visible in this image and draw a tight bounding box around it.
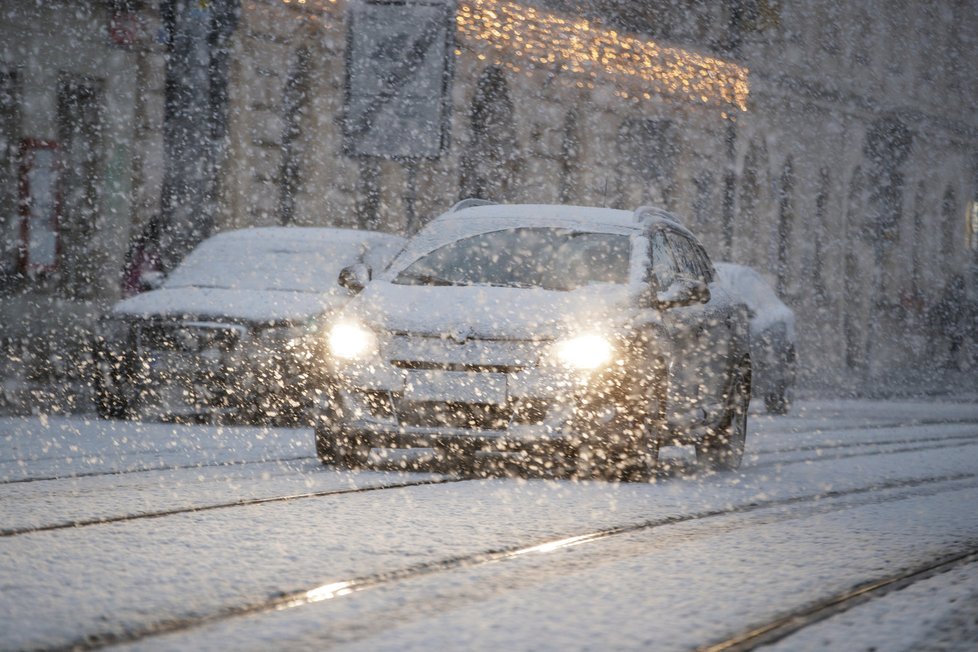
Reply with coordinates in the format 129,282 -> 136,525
2,398 -> 978,651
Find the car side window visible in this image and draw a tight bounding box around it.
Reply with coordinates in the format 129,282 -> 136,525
666,233 -> 710,283
648,231 -> 679,290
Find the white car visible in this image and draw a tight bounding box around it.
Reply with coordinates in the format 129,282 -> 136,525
94,227 -> 405,424
318,202 -> 752,478
714,262 -> 796,414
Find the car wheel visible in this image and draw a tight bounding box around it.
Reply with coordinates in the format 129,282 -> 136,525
433,441 -> 477,476
314,424 -> 371,468
314,424 -> 337,465
697,358 -> 751,472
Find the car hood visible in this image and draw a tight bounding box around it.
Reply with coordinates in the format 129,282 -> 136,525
349,281 -> 632,340
111,286 -> 348,324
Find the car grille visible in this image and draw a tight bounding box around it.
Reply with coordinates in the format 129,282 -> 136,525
359,391 -> 550,429
136,321 -> 244,355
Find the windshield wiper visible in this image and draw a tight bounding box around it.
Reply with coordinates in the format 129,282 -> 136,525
395,271 -> 457,286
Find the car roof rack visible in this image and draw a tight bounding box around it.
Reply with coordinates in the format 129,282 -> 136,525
450,198 -> 497,212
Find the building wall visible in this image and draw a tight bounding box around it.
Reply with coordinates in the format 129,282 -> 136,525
0,0 -> 161,408
0,0 -> 975,408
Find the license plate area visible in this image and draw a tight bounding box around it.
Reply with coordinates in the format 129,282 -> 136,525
403,370 -> 507,404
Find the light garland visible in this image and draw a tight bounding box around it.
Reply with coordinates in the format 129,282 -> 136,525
455,1 -> 749,110
271,0 -> 749,111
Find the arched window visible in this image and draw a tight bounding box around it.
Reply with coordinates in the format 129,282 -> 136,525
775,157 -> 794,297
616,117 -> 675,207
737,141 -> 765,267
812,167 -> 830,303
941,186 -> 957,256
557,109 -> 579,204
278,47 -> 311,226
460,66 -> 519,201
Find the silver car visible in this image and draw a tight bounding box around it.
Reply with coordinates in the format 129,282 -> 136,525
714,263 -> 796,414
318,203 -> 752,477
94,227 -> 404,424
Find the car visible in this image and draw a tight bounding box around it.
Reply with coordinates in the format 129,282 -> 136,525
316,202 -> 752,478
713,262 -> 796,414
93,227 -> 405,424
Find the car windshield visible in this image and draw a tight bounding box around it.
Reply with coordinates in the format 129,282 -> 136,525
392,227 -> 631,291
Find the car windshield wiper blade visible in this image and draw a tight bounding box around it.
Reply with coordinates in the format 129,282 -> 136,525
396,272 -> 457,286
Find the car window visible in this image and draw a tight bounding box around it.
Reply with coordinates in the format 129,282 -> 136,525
392,227 -> 631,291
648,231 -> 679,290
666,233 -> 711,282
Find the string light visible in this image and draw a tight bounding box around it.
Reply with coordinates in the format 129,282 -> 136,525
268,0 -> 749,111
455,0 -> 749,111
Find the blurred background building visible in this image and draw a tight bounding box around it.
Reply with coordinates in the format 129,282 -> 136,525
1,0 -> 976,411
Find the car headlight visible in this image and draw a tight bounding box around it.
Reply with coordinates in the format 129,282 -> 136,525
552,334 -> 614,370
328,321 -> 379,360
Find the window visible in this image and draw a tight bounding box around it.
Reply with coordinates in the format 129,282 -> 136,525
648,231 -> 678,290
968,199 -> 978,251
667,232 -> 712,282
0,70 -> 19,281
57,78 -> 103,297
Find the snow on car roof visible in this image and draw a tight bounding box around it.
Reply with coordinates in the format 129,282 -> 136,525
202,226 -> 403,249
446,203 -> 642,230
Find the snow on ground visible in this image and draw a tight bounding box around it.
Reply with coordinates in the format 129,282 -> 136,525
1,398 -> 978,651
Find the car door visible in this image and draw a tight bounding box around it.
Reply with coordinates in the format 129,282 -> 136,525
666,232 -> 741,421
647,227 -> 730,430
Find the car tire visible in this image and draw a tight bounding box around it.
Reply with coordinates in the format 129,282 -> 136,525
314,425 -> 338,465
697,357 -> 751,472
314,424 -> 371,468
433,442 -> 477,476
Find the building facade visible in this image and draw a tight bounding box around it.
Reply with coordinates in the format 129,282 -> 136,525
1,0 -> 975,409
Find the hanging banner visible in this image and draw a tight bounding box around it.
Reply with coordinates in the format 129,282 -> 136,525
344,0 -> 455,160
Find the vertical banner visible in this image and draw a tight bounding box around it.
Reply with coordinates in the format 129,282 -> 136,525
18,140 -> 61,273
344,0 -> 456,160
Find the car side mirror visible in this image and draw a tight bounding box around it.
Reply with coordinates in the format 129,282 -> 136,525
338,263 -> 372,294
656,278 -> 711,309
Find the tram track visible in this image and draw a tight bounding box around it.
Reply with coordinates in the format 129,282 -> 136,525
6,426 -> 978,538
0,476 -> 465,538
0,454 -> 310,485
699,548 -> 978,651
44,469 -> 978,651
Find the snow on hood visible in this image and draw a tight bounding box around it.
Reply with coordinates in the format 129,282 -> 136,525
348,280 -> 632,340
714,262 -> 796,339
110,227 -> 406,324
111,286 -> 348,324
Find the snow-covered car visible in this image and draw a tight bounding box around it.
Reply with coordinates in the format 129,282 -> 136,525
93,227 -> 405,423
714,262 -> 796,414
317,202 -> 752,477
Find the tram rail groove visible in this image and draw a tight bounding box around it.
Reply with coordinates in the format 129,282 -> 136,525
0,455 -> 311,485
7,430 -> 978,538
46,470 -> 978,651
698,548 -> 978,652
0,477 -> 464,537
